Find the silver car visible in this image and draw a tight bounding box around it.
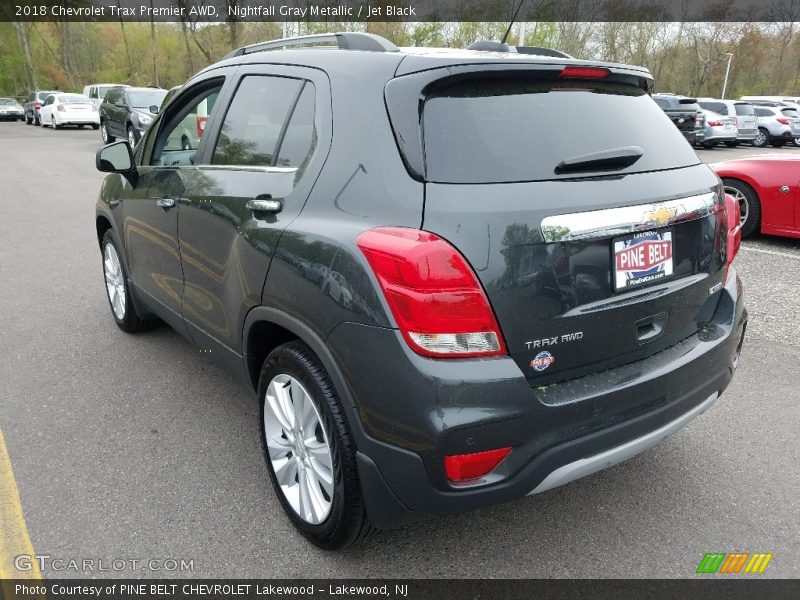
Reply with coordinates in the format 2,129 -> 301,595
697,99 -> 758,146
699,109 -> 737,148
751,105 -> 800,147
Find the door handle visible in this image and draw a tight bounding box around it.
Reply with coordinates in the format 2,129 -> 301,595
246,198 -> 283,213
156,197 -> 176,209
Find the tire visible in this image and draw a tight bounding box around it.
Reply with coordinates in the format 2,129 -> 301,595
794,137 -> 800,147
91,124 -> 99,130
127,126 -> 137,147
181,135 -> 191,151
702,141 -> 715,149
753,128 -> 769,148
101,121 -> 115,143
771,140 -> 786,148
51,116 -> 58,130
25,114 -> 32,125
34,113 -> 40,126
258,341 -> 375,550
724,141 -> 739,148
100,230 -> 157,333
722,178 -> 761,238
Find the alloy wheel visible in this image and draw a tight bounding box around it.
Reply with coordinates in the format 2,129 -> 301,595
103,243 -> 126,320
101,123 -> 109,143
724,185 -> 749,227
754,130 -> 767,146
128,129 -> 136,147
263,374 -> 334,525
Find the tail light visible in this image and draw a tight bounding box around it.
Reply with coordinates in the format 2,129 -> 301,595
707,120 -> 722,127
777,117 -> 791,125
733,116 -> 739,126
57,104 -> 65,112
558,66 -> 610,79
356,227 -> 507,358
34,101 -> 40,109
723,192 -> 742,283
196,116 -> 207,138
445,447 -> 512,482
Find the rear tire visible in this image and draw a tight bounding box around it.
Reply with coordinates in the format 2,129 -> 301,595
724,141 -> 739,148
101,121 -> 115,143
25,114 -> 32,125
702,141 -> 715,149
258,341 -> 375,550
100,230 -> 157,333
771,140 -> 786,148
722,178 -> 761,238
753,128 -> 769,148
127,126 -> 137,147
91,124 -> 99,130
51,116 -> 59,130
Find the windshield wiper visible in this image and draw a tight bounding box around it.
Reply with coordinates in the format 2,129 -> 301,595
555,146 -> 644,175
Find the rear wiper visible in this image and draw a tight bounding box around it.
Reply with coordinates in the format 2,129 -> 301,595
554,146 -> 644,175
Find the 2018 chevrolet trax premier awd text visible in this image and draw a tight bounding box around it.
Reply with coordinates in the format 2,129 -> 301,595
95,33 -> 747,549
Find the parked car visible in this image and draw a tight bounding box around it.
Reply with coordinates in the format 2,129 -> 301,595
0,97 -> 25,121
94,32 -> 746,549
751,105 -> 800,147
696,99 -> 758,146
24,90 -> 61,125
744,100 -> 800,147
699,109 -> 737,148
82,83 -> 129,109
39,93 -> 99,130
712,156 -> 800,239
652,94 -> 703,144
99,86 -> 167,146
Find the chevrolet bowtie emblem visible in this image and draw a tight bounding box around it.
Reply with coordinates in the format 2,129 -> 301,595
645,205 -> 678,226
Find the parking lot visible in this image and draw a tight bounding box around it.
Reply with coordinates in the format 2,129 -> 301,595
0,121 -> 798,578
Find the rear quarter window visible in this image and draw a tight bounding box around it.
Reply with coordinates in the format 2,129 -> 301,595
422,77 -> 699,184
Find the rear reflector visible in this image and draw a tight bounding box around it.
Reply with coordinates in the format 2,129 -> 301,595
723,192 -> 742,282
445,447 -> 512,482
558,66 -> 610,79
356,227 -> 507,358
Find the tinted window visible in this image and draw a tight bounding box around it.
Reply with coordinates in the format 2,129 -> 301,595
781,108 -> 799,117
97,86 -> 116,99
213,76 -> 302,166
754,108 -> 773,117
699,101 -> 727,114
275,83 -> 316,171
59,94 -> 91,104
104,88 -> 120,104
127,90 -> 167,109
654,98 -> 669,109
734,103 -> 754,116
423,77 -> 699,184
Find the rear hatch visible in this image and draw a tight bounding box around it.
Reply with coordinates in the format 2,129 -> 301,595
733,102 -> 758,135
387,65 -> 727,384
669,98 -> 701,135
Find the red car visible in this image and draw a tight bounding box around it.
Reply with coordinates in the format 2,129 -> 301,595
711,155 -> 800,239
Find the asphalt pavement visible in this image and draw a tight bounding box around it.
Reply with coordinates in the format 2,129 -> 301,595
0,123 -> 798,578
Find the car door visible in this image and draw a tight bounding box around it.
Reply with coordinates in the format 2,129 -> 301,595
177,66 -> 330,362
119,77 -> 229,334
39,95 -> 54,125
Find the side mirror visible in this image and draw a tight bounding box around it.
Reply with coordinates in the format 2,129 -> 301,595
96,141 -> 138,186
149,105 -> 159,114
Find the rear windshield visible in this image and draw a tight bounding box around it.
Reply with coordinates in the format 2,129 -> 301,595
699,101 -> 727,114
59,94 -> 91,104
734,103 -> 755,116
782,108 -> 799,117
37,92 -> 58,101
422,77 -> 698,184
0,98 -> 15,105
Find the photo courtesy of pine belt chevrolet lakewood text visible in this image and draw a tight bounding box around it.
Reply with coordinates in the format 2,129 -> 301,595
94,32 -> 747,549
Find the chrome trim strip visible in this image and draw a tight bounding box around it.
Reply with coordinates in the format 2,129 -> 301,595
528,392 -> 719,495
196,165 -> 298,174
540,191 -> 717,242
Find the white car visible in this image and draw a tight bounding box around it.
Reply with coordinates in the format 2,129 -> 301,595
39,93 -> 100,130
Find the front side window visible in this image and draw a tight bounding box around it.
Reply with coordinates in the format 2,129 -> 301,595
150,85 -> 221,167
212,76 -> 303,167
754,108 -> 772,117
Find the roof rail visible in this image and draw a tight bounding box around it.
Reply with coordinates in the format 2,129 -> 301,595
224,32 -> 399,60
515,46 -> 574,59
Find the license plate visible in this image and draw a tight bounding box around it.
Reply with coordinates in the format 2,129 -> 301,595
613,230 -> 673,290
725,123 -> 733,129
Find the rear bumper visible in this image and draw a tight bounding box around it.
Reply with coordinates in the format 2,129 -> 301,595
332,268 -> 746,528
60,113 -> 99,124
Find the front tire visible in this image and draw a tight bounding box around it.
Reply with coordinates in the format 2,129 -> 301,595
101,230 -> 157,332
127,126 -> 138,147
51,116 -> 59,130
723,178 -> 761,238
258,341 -> 375,550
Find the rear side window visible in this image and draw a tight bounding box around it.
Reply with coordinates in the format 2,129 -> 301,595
754,107 -> 772,117
699,101 -> 727,114
422,77 -> 699,184
213,76 -> 302,167
734,103 -> 754,116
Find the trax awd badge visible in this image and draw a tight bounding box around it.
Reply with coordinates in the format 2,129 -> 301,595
526,332 -> 583,372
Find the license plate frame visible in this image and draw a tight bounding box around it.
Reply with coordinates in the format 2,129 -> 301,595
613,230 -> 674,291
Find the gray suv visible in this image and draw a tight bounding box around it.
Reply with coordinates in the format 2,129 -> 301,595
697,99 -> 758,146
94,33 -> 746,549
